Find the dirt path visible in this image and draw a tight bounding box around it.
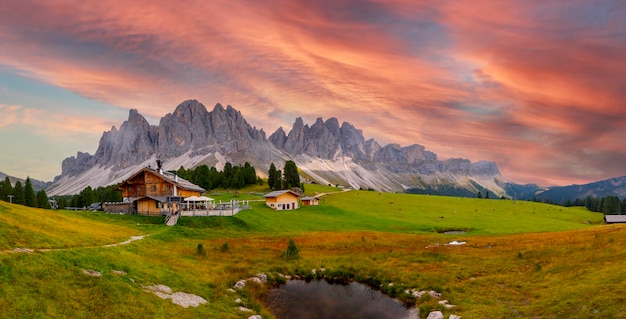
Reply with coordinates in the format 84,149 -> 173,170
0,235 -> 148,255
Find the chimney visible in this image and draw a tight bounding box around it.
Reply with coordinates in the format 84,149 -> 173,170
156,159 -> 163,174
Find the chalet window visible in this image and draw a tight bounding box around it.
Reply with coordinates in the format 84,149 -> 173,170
156,202 -> 161,209
128,186 -> 133,192
137,186 -> 143,192
166,185 -> 171,191
151,185 -> 156,192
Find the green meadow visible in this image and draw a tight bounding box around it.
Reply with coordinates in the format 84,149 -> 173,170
1,185 -> 625,318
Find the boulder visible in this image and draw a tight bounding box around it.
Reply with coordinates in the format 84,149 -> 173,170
234,280 -> 246,289
426,311 -> 444,319
256,273 -> 268,284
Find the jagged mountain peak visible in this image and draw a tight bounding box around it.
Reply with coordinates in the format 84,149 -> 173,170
49,99 -> 508,197
173,99 -> 208,117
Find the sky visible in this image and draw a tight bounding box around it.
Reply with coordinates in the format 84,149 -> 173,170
0,0 -> 625,186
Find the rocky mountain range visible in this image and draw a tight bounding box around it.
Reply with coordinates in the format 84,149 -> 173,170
47,100 -> 512,196
0,172 -> 51,192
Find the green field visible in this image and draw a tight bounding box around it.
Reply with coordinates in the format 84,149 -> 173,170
1,186 -> 624,318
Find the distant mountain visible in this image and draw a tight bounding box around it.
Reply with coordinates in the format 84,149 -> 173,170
528,176 -> 626,204
45,99 -> 509,196
0,171 -> 51,191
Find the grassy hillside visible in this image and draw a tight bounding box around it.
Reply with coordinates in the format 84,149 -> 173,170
1,188 -> 624,318
0,201 -> 161,250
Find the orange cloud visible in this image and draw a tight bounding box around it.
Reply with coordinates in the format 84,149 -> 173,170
0,0 -> 624,185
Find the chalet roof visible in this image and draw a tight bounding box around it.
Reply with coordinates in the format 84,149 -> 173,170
118,167 -> 205,192
604,215 -> 626,223
264,190 -> 301,198
301,196 -> 319,200
158,169 -> 205,192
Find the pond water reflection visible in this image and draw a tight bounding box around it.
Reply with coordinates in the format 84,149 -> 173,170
264,280 -> 418,319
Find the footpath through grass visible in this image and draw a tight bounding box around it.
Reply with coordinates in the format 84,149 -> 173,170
0,188 -> 623,318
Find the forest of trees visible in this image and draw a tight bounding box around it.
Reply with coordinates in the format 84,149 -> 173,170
174,162 -> 259,191
566,195 -> 626,215
267,160 -> 302,191
0,176 -> 51,209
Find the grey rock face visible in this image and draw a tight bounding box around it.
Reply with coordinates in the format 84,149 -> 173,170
53,100 -> 272,183
269,117 -> 493,178
51,100 -> 505,196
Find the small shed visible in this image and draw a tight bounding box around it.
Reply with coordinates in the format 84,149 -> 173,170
301,196 -> 319,206
264,190 -> 300,211
604,215 -> 626,224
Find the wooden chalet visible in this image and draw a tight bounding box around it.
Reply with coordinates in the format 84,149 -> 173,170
301,196 -> 319,206
264,190 -> 300,211
116,166 -> 205,216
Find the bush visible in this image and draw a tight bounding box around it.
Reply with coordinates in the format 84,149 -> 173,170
220,241 -> 230,253
281,239 -> 300,261
196,243 -> 206,257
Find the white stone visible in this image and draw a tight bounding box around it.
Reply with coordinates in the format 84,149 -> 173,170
449,241 -> 466,246
388,283 -> 394,287
426,311 -> 444,319
81,269 -> 102,277
247,277 -> 262,285
444,304 -> 456,309
449,315 -> 461,319
227,288 -> 236,293
248,315 -> 262,319
256,273 -> 268,283
234,280 -> 246,289
239,306 -> 253,312
312,268 -> 317,274
428,290 -> 442,298
170,292 -> 207,308
438,300 -> 449,305
235,298 -> 242,304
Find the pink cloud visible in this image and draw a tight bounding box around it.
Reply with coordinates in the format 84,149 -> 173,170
0,0 -> 624,185
0,104 -> 21,128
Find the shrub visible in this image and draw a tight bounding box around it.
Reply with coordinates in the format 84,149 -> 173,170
281,239 -> 300,261
220,241 -> 230,253
196,243 -> 206,257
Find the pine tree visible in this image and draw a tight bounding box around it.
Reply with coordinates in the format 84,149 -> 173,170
13,181 -> 25,205
477,191 -> 482,199
78,186 -> 96,207
37,190 -> 51,209
1,177 -> 12,202
24,177 -> 37,207
268,163 -> 278,190
485,191 -> 490,199
283,160 -> 300,189
602,196 -> 621,215
56,196 -> 68,210
194,165 -> 212,190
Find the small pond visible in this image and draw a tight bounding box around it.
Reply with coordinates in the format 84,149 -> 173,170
264,280 -> 418,319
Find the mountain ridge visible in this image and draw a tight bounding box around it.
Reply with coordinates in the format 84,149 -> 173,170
44,100 -> 517,196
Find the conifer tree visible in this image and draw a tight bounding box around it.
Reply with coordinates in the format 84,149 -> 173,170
1,177 -> 11,202
37,190 -> 51,209
24,177 -> 37,207
283,160 -> 300,189
13,181 -> 24,205
268,163 -> 278,190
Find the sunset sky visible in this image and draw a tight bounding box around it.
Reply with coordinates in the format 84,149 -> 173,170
0,0 -> 625,186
